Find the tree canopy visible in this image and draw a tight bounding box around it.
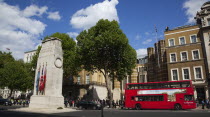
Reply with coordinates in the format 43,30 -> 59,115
77,19 -> 137,106
0,52 -> 33,98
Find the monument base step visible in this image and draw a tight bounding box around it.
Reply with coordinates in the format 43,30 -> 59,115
29,95 -> 64,108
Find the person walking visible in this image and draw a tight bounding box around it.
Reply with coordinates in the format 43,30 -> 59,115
64,99 -> 68,108
206,98 -> 209,109
202,99 -> 205,109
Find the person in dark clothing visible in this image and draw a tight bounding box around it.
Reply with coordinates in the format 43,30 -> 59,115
64,99 -> 68,108
202,99 -> 205,109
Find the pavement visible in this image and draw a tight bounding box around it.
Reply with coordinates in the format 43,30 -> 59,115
1,105 -> 210,114
1,105 -> 210,117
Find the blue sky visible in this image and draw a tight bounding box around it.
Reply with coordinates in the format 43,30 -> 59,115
0,0 -> 209,59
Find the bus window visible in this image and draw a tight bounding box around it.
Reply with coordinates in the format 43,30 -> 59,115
182,81 -> 190,88
136,96 -> 164,101
131,96 -> 135,100
170,82 -> 181,88
184,95 -> 194,101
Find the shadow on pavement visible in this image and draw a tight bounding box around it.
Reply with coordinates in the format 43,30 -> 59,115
0,110 -> 80,117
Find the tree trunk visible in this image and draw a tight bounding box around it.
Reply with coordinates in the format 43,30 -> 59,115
104,73 -> 112,108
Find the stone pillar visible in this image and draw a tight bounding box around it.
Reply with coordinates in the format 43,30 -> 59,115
113,79 -> 121,101
30,37 -> 64,108
131,67 -> 138,83
194,87 -> 197,99
205,86 -> 209,99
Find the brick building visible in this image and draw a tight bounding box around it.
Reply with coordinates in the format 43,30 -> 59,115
146,1 -> 210,102
165,25 -> 208,101
147,40 -> 168,82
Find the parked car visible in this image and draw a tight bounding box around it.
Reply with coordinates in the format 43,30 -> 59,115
0,98 -> 12,106
76,101 -> 101,110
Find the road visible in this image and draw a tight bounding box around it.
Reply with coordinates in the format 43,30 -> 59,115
1,105 -> 210,117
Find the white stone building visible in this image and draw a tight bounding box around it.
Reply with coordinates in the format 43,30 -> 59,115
24,50 -> 36,63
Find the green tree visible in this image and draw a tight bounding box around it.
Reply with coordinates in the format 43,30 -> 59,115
31,46 -> 42,70
77,19 -> 137,106
0,60 -> 32,98
0,51 -> 15,88
0,51 -> 14,68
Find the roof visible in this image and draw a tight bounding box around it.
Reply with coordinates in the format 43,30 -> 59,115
165,24 -> 198,32
24,50 -> 37,53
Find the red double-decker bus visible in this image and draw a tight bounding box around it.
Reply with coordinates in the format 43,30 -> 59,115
124,80 -> 196,110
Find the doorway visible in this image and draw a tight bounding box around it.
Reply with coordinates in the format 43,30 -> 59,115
196,87 -> 205,104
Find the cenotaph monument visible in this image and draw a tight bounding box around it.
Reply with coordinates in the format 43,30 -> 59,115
30,37 -> 64,108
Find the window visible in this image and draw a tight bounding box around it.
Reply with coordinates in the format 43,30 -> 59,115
192,50 -> 200,60
184,95 -> 194,101
179,37 -> 185,45
169,39 -> 175,46
135,95 -> 164,101
180,51 -> 188,61
171,69 -> 179,81
190,35 -> 197,43
170,53 -> 176,62
77,76 -> 80,84
86,74 -> 90,84
194,66 -> 202,79
139,75 -> 145,83
182,68 -> 190,80
208,19 -> 210,26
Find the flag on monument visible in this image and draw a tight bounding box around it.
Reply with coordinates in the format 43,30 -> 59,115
36,67 -> 40,93
39,66 -> 45,91
43,66 -> 47,89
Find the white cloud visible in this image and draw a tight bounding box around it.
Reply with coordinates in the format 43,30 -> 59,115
47,11 -> 61,21
183,0 -> 208,24
22,5 -> 48,17
67,32 -> 79,39
70,0 -> 119,30
142,39 -> 152,44
135,34 -> 141,40
136,49 -> 147,59
0,2 -> 45,59
145,32 -> 150,35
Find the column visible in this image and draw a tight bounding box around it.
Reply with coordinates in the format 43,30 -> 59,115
205,86 -> 209,99
194,86 -> 197,99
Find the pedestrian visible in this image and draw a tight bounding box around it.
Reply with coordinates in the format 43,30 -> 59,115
206,98 -> 209,109
72,100 -> 75,107
195,98 -> 199,107
23,100 -> 26,107
64,99 -> 68,108
202,99 -> 205,109
103,99 -> 105,107
112,100 -> 115,108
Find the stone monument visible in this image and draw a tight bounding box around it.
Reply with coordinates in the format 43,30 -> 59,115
30,37 -> 64,108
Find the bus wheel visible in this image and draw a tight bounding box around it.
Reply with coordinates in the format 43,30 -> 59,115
174,104 -> 182,110
135,104 -> 141,110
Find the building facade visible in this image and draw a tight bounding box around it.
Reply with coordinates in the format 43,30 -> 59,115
24,50 -> 36,63
62,70 -> 108,101
146,2 -> 210,102
195,1 -> 210,98
147,40 -> 168,82
127,56 -> 148,83
165,25 -> 208,102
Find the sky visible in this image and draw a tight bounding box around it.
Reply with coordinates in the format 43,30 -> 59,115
0,0 -> 209,59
